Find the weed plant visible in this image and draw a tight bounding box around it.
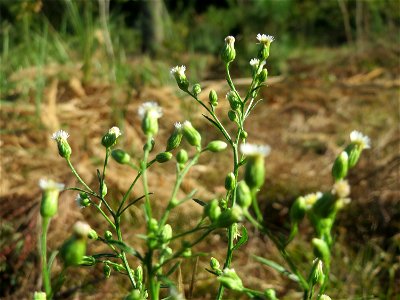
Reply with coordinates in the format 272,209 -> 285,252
36,34 -> 370,300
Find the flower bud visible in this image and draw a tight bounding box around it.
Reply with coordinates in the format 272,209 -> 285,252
134,265 -> 143,282
256,34 -> 274,61
124,290 -> 142,300
224,172 -> 236,191
156,151 -> 173,163
332,179 -> 350,199
149,218 -> 159,233
101,127 -> 121,148
320,295 -> 332,300
332,151 -> 348,181
103,263 -> 111,278
88,229 -> 98,240
161,224 -> 173,243
236,181 -> 252,209
240,131 -> 248,140
76,192 -> 91,208
60,235 -> 86,267
210,257 -> 221,271
104,230 -> 113,240
311,259 -> 324,286
39,179 -> 64,218
290,196 -> 307,223
244,155 -> 265,190
218,268 -> 244,292
80,255 -> 96,266
111,149 -> 130,165
192,83 -> 202,96
264,288 -> 278,300
182,121 -> 201,148
170,65 -> 189,91
138,102 -> 163,137
101,182 -> 107,198
209,90 -> 218,107
206,140 -> 228,152
33,292 -> 46,300
257,68 -> 268,82
226,91 -> 240,110
51,130 -> 72,159
221,36 -> 236,64
182,247 -> 192,258
176,149 -> 188,165
204,199 -> 221,222
166,122 -> 183,151
143,138 -> 155,152
228,110 -> 238,123
312,238 -> 330,265
214,205 -> 243,228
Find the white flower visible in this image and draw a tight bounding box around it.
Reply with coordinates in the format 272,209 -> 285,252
332,179 -> 350,199
240,143 -> 271,157
75,193 -> 90,209
138,101 -> 163,120
39,178 -> 65,191
108,126 -> 121,138
174,122 -> 182,130
249,58 -> 260,66
225,36 -> 235,45
350,130 -> 371,149
256,33 -> 275,44
73,221 -> 92,237
51,130 -> 69,141
170,65 -> 186,77
304,192 -> 323,209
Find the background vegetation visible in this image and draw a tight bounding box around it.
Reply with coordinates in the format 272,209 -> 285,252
0,0 -> 399,299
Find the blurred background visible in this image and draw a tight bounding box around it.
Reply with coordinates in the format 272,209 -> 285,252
0,0 -> 399,299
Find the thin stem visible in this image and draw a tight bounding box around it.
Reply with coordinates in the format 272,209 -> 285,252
251,189 -> 263,222
142,137 -> 153,224
41,217 -> 52,297
66,159 -> 93,192
117,171 -> 142,215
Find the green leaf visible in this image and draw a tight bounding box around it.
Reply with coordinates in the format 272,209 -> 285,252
108,240 -> 143,261
165,261 -> 181,276
233,225 -> 248,250
47,250 -> 59,273
252,255 -> 300,282
192,198 -> 207,207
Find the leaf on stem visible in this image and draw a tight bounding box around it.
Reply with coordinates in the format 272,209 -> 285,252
192,198 -> 207,207
108,240 -> 143,261
233,225 -> 248,250
252,255 -> 300,283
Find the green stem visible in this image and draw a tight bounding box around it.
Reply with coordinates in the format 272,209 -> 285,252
66,159 -> 93,193
142,137 -> 153,224
41,217 -> 52,297
251,189 -> 263,222
115,217 -> 136,288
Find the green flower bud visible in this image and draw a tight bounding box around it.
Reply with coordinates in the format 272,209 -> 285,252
204,199 -> 221,222
256,34 -> 274,61
166,122 -> 183,151
182,247 -> 192,258
143,138 -> 155,152
39,179 -> 64,218
311,259 -> 324,286
101,182 -> 107,198
214,205 -> 243,228
124,289 -> 143,300
210,257 -> 221,271
290,196 -> 307,223
76,192 -> 91,208
171,65 -> 189,91
101,127 -> 121,148
320,295 -> 332,300
103,263 -> 111,278
87,229 -> 98,240
224,172 -> 236,191
33,292 -> 46,300
206,140 -> 228,152
156,151 -> 173,163
149,218 -> 159,233
104,230 -> 113,240
51,130 -> 72,159
332,151 -> 348,181
138,102 -> 163,137
244,155 -> 265,190
226,91 -> 241,110
236,181 -> 252,209
111,149 -> 130,165
60,235 -> 86,267
182,121 -> 201,148
209,90 -> 218,107
228,110 -> 238,123
240,130 -> 248,140
312,238 -> 330,265
221,36 -> 236,64
218,268 -> 244,292
264,288 -> 278,300
176,149 -> 188,165
192,83 -> 202,96
257,68 -> 268,82
80,255 -> 96,266
161,224 -> 173,243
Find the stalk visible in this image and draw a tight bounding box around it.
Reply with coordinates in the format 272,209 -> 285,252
41,217 -> 52,297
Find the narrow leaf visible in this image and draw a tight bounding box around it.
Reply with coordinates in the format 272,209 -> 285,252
252,255 -> 299,282
192,198 -> 207,207
233,225 -> 248,250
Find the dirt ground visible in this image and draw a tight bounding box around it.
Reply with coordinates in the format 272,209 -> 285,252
1,47 -> 399,299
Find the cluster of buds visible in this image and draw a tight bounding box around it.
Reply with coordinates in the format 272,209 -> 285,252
217,268 -> 244,292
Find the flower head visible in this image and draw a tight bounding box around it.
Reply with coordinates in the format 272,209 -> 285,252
332,179 -> 350,199
249,58 -> 260,66
256,33 -> 275,45
51,130 -> 69,141
138,101 -> 163,120
304,192 -> 323,209
350,130 -> 371,149
224,36 -> 235,46
73,221 -> 92,238
39,178 -> 65,191
108,126 -> 121,138
170,65 -> 186,77
240,143 -> 271,157
174,122 -> 182,130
